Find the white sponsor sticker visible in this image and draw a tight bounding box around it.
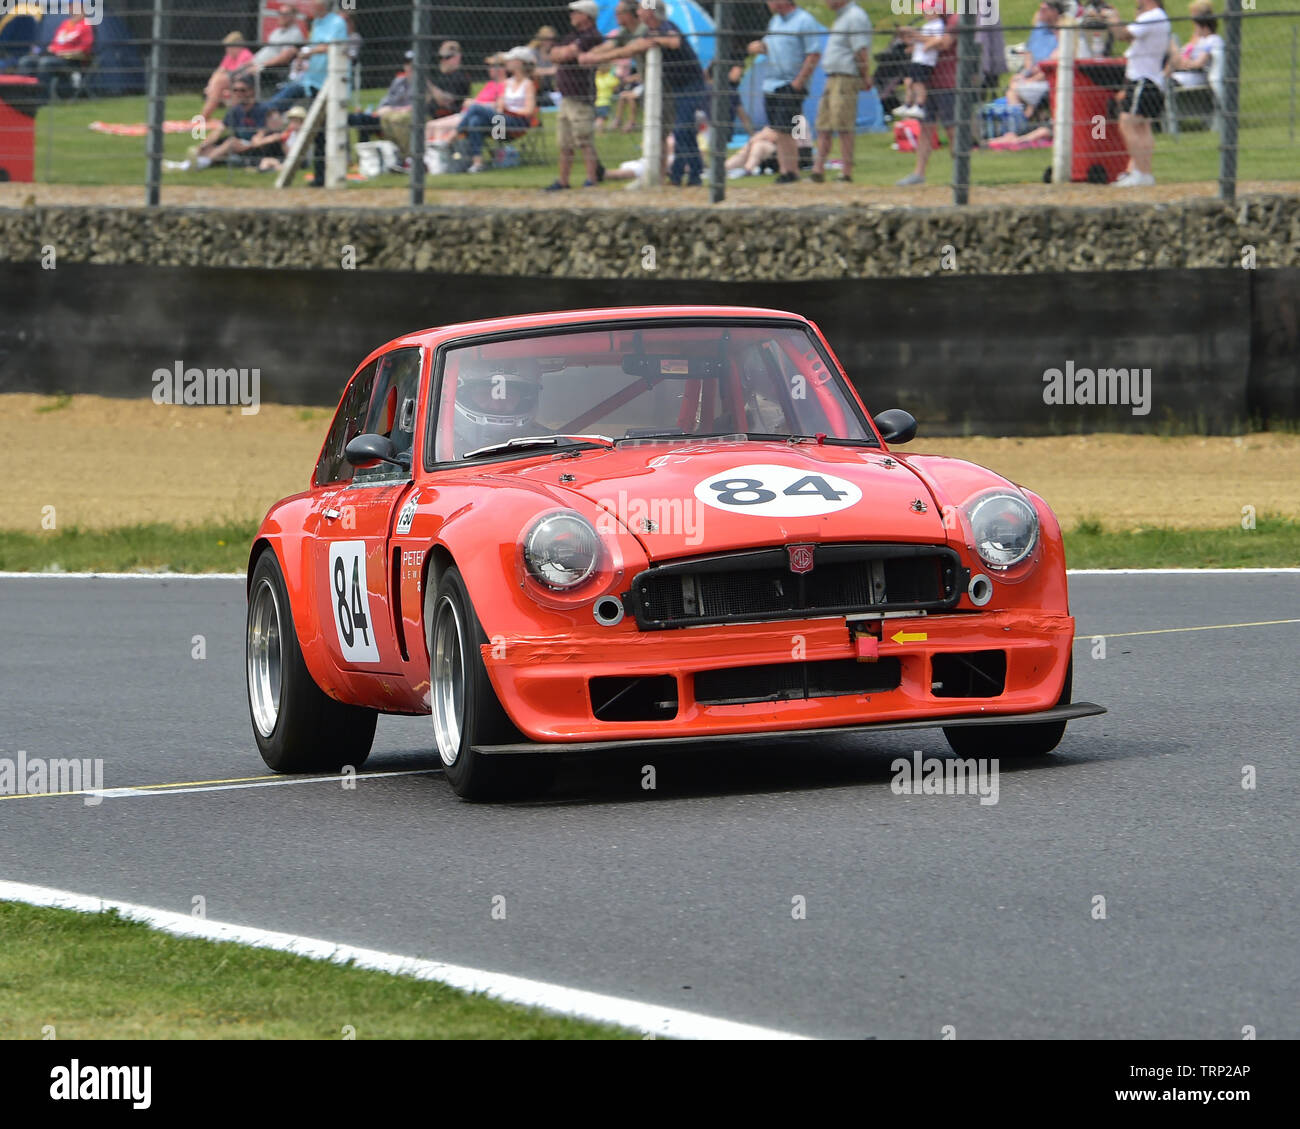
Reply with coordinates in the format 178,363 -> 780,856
395,495 -> 417,535
328,540 -> 381,663
693,464 -> 862,518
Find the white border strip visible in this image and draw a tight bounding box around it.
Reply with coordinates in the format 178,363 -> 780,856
0,880 -> 807,1041
1,569 -> 1297,581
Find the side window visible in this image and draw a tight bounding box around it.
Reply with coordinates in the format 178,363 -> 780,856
314,362 -> 378,486
355,347 -> 421,483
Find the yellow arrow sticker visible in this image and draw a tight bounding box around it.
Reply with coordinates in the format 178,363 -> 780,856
891,630 -> 928,645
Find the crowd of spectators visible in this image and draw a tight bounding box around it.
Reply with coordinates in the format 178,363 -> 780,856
155,0 -> 1220,192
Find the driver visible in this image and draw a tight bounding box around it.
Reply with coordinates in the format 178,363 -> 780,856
453,358 -> 545,453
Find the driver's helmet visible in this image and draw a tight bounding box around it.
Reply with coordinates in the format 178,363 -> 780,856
453,357 -> 543,453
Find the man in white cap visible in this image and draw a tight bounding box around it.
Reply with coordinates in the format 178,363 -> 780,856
545,0 -> 606,189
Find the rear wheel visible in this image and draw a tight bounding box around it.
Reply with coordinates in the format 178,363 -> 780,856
246,549 -> 377,772
942,660 -> 1072,759
425,565 -> 550,800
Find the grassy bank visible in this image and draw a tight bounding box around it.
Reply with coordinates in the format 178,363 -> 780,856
0,900 -> 630,1039
1,517 -> 1296,574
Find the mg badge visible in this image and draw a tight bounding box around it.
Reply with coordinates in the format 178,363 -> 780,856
787,544 -> 815,574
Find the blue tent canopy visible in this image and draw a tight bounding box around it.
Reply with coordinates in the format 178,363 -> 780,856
594,0 -> 716,70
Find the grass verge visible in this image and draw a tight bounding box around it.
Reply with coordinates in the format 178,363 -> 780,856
1,517 -> 1297,573
0,900 -> 631,1039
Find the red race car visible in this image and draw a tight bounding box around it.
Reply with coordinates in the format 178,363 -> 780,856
246,306 -> 1104,798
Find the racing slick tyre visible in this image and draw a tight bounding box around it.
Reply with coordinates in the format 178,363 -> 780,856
942,660 -> 1072,759
426,565 -> 553,800
246,549 -> 377,773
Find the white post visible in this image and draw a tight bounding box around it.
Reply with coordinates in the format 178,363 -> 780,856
1051,14 -> 1077,184
325,41 -> 348,189
640,45 -> 662,188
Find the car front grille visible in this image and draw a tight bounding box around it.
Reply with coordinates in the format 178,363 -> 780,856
625,543 -> 966,630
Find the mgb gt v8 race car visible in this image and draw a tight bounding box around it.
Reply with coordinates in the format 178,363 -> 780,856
246,306 -> 1104,798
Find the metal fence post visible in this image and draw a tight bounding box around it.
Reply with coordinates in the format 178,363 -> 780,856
710,5 -> 729,204
145,0 -> 167,207
1051,14 -> 1076,184
953,10 -> 978,206
642,46 -> 663,188
325,42 -> 348,188
1220,0 -> 1242,203
410,0 -> 431,206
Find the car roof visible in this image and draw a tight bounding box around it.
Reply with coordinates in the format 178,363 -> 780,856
377,305 -> 813,353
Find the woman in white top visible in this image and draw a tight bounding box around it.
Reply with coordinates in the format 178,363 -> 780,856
460,47 -> 538,173
1170,0 -> 1222,88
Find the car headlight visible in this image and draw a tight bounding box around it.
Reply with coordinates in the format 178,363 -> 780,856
523,511 -> 601,589
966,492 -> 1039,570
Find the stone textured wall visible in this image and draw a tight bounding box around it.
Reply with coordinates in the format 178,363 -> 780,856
0,194 -> 1296,278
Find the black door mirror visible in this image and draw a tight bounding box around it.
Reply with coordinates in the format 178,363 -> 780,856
344,433 -> 409,469
873,409 -> 917,445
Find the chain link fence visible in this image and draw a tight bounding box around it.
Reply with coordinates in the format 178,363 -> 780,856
0,1 -> 1294,202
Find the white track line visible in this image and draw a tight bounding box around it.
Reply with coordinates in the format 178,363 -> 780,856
1,569 -> 1297,581
0,880 -> 807,1041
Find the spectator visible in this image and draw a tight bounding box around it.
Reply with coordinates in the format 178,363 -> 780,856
16,0 -> 94,101
746,1 -> 824,185
382,41 -> 471,159
427,54 -> 508,146
255,104 -> 307,172
248,6 -> 307,87
896,5 -> 958,186
199,32 -> 255,123
595,62 -> 620,132
976,4 -> 1007,103
1105,0 -> 1171,186
725,125 -> 779,177
265,0 -> 349,113
895,0 -> 948,123
545,1 -> 605,191
597,0 -> 710,187
810,0 -> 872,184
1004,1 -> 1064,120
174,78 -> 271,170
350,51 -> 415,146
528,25 -> 560,104
584,1 -> 656,138
458,47 -> 537,174
1169,0 -> 1222,90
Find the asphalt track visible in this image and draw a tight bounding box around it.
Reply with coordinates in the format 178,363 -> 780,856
1,573 -> 1297,1039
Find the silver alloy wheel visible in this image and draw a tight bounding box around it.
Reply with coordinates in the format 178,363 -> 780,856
247,577 -> 283,738
431,594 -> 467,767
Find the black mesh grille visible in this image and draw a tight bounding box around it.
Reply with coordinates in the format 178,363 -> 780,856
695,658 -> 902,706
628,543 -> 963,630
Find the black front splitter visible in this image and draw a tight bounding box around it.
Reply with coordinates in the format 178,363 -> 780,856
474,702 -> 1107,756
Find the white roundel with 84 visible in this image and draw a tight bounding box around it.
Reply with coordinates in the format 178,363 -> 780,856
693,464 -> 862,518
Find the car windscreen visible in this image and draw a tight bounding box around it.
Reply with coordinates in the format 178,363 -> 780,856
430,322 -> 874,463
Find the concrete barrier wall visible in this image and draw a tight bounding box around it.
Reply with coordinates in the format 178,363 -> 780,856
0,261 -> 1292,434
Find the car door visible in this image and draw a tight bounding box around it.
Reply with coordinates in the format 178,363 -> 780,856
311,347 -> 422,674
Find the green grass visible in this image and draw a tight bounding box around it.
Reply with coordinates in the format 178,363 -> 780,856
24,4 -> 1300,192
2,516 -> 1296,573
0,900 -> 632,1039
0,521 -> 258,573
1063,514 -> 1300,567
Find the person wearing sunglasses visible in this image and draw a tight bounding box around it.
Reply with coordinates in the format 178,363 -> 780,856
172,79 -> 271,171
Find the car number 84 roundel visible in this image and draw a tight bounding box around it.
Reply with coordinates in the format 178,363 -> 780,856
693,464 -> 862,518
329,541 -> 380,663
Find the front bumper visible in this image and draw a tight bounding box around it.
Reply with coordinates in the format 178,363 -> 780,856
483,608 -> 1079,743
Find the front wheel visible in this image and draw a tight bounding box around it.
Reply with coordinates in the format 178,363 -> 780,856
942,660 -> 1072,758
247,549 -> 377,773
425,565 -> 550,800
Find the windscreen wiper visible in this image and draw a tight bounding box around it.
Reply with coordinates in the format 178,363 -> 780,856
461,434 -> 615,460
